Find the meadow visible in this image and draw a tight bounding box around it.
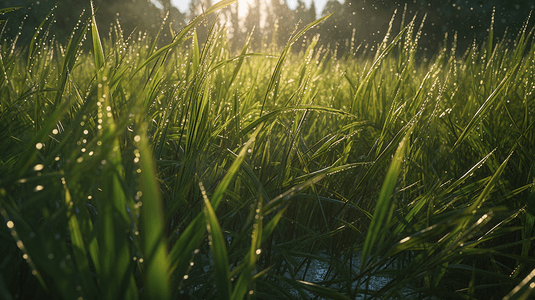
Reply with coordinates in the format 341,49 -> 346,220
1,1 -> 535,299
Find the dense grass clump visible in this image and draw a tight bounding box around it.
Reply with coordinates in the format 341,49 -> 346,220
1,2 -> 535,299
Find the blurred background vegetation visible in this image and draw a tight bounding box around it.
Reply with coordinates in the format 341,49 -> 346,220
1,0 -> 534,55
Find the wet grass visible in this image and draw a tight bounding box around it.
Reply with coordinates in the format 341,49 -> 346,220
1,2 -> 535,299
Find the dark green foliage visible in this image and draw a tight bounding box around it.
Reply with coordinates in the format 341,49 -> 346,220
0,0 -> 186,45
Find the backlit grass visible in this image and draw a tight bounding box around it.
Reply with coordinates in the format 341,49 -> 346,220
1,2 -> 535,299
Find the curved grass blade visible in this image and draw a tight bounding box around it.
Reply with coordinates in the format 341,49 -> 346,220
467,150 -> 514,212
90,1 -> 105,70
136,123 -> 170,300
231,195 -> 263,300
97,83 -> 138,300
132,0 -> 237,76
10,18 -> 90,180
260,14 -> 331,116
199,182 -> 231,299
168,126 -> 262,279
0,6 -> 21,15
27,8 -> 55,67
361,135 -> 408,269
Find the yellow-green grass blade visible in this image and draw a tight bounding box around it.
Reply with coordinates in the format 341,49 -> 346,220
90,1 -> 105,70
11,19 -> 90,180
451,66 -> 521,152
361,135 -> 408,269
136,122 -> 170,300
350,26 -> 408,115
0,6 -> 21,15
168,126 -> 261,278
97,83 -> 138,300
260,14 -> 330,116
27,8 -> 55,68
191,29 -> 200,76
465,150 -> 514,212
240,105 -> 358,136
485,8 -> 494,66
231,196 -> 263,300
200,182 -> 231,299
132,0 -> 237,76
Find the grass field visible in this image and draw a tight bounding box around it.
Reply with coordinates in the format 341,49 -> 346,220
1,1 -> 535,299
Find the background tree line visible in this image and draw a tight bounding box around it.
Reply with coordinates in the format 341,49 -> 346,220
1,0 -> 534,56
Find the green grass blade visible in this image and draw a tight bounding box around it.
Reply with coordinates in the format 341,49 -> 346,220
231,195 -> 263,300
136,123 -> 170,300
63,184 -> 98,299
27,8 -> 54,67
503,268 -> 535,300
90,1 -> 105,70
0,6 -> 21,14
200,182 -> 231,299
452,66 -> 521,152
260,14 -> 330,116
361,135 -> 408,269
168,126 -> 261,278
97,84 -> 137,300
467,150 -> 514,211
132,0 -> 237,76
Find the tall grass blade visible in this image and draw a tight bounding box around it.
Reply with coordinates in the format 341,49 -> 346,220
136,123 -> 170,300
90,1 -> 105,70
133,0 -> 237,76
97,83 -> 137,300
260,14 -> 330,116
168,126 -> 261,279
63,184 -> 98,299
200,182 -> 231,299
231,195 -> 263,300
361,135 -> 408,269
